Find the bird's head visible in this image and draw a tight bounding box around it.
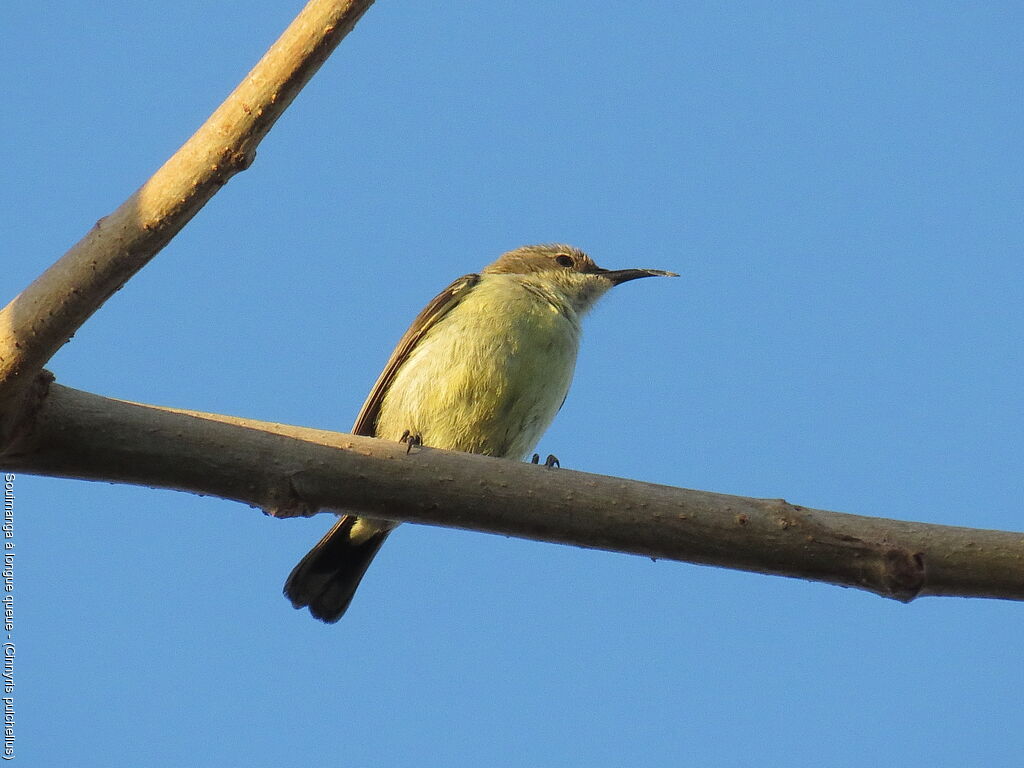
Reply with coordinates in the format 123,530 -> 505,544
483,244 -> 677,315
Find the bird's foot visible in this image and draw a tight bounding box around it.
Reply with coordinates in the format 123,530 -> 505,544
399,430 -> 424,454
531,453 -> 560,468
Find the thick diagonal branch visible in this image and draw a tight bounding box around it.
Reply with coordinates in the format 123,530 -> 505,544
4,382 -> 1022,603
0,0 -> 374,443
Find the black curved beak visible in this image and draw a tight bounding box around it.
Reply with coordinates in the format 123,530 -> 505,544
600,268 -> 679,286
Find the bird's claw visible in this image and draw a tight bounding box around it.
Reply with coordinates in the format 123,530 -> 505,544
531,453 -> 560,468
399,430 -> 424,454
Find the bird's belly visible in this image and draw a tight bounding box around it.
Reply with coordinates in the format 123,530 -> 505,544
374,298 -> 579,459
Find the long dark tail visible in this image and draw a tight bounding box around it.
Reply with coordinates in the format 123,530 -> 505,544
284,515 -> 391,623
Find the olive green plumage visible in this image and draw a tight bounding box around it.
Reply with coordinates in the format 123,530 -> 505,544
284,244 -> 675,622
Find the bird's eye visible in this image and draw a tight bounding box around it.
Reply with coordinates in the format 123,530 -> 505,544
555,254 -> 574,268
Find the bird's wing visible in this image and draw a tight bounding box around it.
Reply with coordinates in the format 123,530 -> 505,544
351,273 -> 482,437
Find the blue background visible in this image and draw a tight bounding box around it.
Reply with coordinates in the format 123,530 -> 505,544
4,2 -> 1023,765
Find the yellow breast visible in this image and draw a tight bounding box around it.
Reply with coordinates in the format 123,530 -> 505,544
374,274 -> 581,459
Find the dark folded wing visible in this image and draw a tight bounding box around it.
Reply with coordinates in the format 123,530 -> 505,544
351,273 -> 481,437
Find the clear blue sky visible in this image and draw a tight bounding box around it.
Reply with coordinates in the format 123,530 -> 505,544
5,2 -> 1023,765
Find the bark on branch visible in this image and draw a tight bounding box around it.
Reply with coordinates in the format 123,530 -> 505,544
4,380 -> 1022,604
0,0 -> 375,444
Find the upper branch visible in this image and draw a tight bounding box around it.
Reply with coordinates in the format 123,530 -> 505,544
5,382 -> 1023,604
0,0 -> 375,441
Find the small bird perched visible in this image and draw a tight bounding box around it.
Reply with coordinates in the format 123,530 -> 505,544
284,244 -> 676,622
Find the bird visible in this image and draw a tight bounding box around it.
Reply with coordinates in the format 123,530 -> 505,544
284,243 -> 676,622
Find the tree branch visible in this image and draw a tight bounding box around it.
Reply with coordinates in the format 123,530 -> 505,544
4,380 -> 1022,604
0,0 -> 374,443
3,3 -> 1020,614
